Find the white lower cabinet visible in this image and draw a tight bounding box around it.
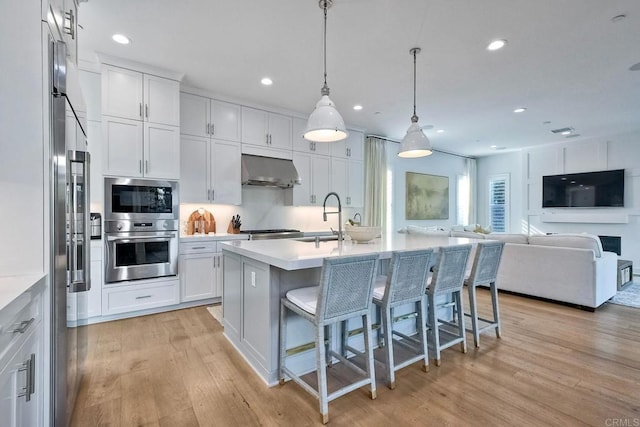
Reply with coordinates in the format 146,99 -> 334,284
179,241 -> 222,302
0,280 -> 44,427
88,241 -> 103,318
102,278 -> 180,316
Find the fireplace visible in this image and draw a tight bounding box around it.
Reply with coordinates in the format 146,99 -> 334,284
599,235 -> 621,256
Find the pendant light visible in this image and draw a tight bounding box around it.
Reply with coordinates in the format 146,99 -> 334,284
398,47 -> 433,158
304,0 -> 348,143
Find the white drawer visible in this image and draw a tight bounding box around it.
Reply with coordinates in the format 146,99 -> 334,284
179,241 -> 217,254
103,279 -> 179,315
0,291 -> 42,364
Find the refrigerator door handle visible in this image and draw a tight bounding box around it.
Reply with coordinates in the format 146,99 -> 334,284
67,150 -> 91,292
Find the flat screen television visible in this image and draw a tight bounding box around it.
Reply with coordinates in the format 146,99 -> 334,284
542,169 -> 624,208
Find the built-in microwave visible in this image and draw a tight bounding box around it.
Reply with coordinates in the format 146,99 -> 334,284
104,177 -> 179,221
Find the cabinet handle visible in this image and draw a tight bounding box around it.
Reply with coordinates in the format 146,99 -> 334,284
191,246 -> 206,250
63,9 -> 75,39
139,103 -> 143,118
11,317 -> 35,334
135,295 -> 152,300
139,160 -> 143,173
211,123 -> 215,135
207,189 -> 211,200
211,189 -> 215,200
206,123 -> 210,135
145,160 -> 149,173
17,353 -> 35,402
309,142 -> 314,151
145,104 -> 149,119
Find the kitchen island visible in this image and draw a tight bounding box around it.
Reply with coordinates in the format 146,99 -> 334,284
220,234 -> 477,385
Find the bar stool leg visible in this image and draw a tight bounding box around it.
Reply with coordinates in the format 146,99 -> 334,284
316,324 -> 329,424
279,301 -> 287,385
427,293 -> 441,366
362,313 -> 377,399
455,291 -> 467,354
417,299 -> 429,372
468,283 -> 481,348
490,281 -> 502,338
381,306 -> 395,389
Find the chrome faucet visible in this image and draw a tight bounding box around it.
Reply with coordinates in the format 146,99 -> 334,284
322,192 -> 343,241
352,212 -> 362,225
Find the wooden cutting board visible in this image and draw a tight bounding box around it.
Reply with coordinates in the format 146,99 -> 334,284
186,209 -> 216,234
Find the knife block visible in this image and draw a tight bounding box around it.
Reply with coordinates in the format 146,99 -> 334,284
227,221 -> 240,234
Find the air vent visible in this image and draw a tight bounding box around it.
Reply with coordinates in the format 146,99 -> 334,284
551,127 -> 572,134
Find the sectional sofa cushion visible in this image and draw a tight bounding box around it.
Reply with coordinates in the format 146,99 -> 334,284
406,226 -> 449,236
527,233 -> 603,257
451,230 -> 487,239
487,233 -> 529,244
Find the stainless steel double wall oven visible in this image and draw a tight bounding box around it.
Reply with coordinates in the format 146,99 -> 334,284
104,177 -> 179,283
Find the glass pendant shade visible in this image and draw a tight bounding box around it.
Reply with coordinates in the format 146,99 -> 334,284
398,121 -> 432,158
304,95 -> 348,142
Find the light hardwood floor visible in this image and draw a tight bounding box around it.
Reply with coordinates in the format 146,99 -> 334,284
72,291 -> 640,426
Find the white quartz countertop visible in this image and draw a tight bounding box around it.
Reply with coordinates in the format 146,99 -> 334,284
0,274 -> 46,313
180,233 -> 250,243
221,234 -> 478,270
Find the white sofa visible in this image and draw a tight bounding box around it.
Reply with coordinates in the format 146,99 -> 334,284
404,226 -> 618,309
490,233 -> 617,310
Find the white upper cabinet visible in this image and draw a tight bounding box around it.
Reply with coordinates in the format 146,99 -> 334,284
180,135 -> 241,205
101,66 -> 144,121
330,130 -> 363,160
291,152 -> 330,206
48,0 -> 78,63
241,106 -> 292,152
180,93 -> 241,142
330,157 -> 364,208
291,117 -> 330,155
101,64 -> 181,179
101,65 -> 180,126
144,75 -> 180,126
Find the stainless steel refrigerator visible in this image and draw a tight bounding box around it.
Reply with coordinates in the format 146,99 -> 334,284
49,39 -> 90,426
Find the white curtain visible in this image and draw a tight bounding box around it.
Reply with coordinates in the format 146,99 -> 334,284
364,136 -> 387,230
466,157 -> 477,225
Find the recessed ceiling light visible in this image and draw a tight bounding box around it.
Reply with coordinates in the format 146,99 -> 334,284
260,77 -> 273,86
490,145 -> 498,148
112,34 -> 131,45
353,105 -> 363,111
436,129 -> 444,133
513,107 -> 527,113
487,39 -> 507,51
561,130 -> 572,135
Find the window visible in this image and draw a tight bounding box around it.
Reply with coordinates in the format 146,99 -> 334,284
489,174 -> 509,232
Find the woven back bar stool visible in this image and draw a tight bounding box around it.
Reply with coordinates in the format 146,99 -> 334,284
426,244 -> 472,366
279,253 -> 379,424
464,240 -> 505,348
372,249 -> 434,389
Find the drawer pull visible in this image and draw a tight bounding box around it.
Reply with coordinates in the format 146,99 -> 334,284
17,353 -> 35,402
191,246 -> 206,250
11,317 -> 35,334
135,295 -> 152,300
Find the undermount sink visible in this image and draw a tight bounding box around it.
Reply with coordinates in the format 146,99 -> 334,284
296,235 -> 339,243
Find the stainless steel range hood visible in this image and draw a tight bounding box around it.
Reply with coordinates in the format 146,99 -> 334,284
241,154 -> 301,188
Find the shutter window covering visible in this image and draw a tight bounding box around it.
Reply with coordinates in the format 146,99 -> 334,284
489,177 -> 507,232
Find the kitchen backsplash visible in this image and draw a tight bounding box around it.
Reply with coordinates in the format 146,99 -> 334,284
180,186 -> 360,234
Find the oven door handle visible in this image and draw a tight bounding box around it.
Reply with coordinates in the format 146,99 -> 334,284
107,233 -> 176,243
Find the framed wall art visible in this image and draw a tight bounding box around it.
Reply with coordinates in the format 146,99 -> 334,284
405,172 -> 449,220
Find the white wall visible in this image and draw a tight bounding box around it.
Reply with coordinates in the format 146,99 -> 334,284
476,151 -> 525,233
388,144 -> 469,231
0,0 -> 45,275
478,131 -> 640,268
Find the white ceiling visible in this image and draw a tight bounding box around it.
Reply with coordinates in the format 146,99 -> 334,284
77,0 -> 640,157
